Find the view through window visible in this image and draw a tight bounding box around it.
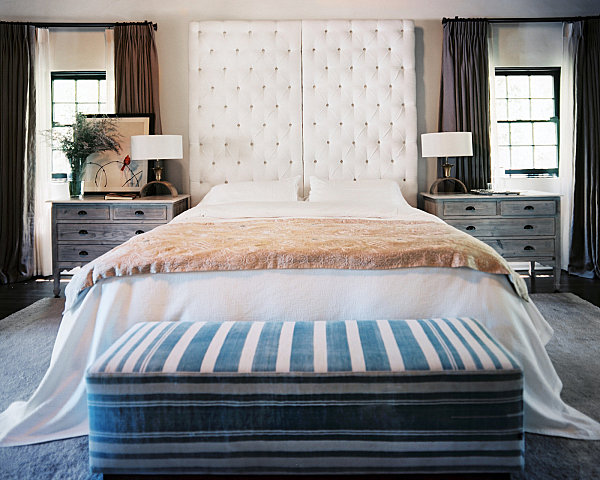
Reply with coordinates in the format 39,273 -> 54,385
494,67 -> 560,177
51,71 -> 107,175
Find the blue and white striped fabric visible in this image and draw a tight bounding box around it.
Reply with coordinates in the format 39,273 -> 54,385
87,318 -> 523,475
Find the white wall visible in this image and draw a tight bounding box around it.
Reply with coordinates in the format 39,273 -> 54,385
1,0 -> 597,195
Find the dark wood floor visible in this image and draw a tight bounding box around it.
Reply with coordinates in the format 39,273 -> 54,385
0,270 -> 599,321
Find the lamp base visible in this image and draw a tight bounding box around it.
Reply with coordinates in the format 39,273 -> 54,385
140,181 -> 179,197
429,177 -> 468,194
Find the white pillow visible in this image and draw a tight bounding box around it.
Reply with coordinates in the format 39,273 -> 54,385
308,177 -> 409,207
201,176 -> 301,205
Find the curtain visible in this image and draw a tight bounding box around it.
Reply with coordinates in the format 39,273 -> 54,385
33,28 -> 52,276
439,19 -> 491,191
0,24 -> 36,284
556,22 -> 579,272
114,23 -> 161,133
104,28 -> 116,113
569,19 -> 600,278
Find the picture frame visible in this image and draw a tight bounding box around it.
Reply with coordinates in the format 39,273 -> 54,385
83,114 -> 155,193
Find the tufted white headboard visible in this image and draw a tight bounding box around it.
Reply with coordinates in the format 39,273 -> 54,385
189,20 -> 417,205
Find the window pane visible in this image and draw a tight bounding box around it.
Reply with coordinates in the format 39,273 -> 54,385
52,150 -> 70,174
534,146 -> 557,169
99,80 -> 107,103
507,76 -> 529,98
53,80 -> 75,102
533,122 -> 557,145
508,99 -> 530,120
498,146 -> 510,168
497,123 -> 510,145
511,146 -> 533,169
510,123 -> 533,145
77,103 -> 99,115
76,80 -> 99,103
495,76 -> 507,98
53,103 -> 76,125
495,99 -> 508,121
531,99 -> 555,120
530,76 -> 554,98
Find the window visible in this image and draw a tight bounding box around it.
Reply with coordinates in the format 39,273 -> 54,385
494,67 -> 560,177
51,71 -> 107,174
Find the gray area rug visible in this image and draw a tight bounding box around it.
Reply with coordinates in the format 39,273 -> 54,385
0,294 -> 599,479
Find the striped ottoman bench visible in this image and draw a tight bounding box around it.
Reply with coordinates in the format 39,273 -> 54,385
86,318 -> 524,476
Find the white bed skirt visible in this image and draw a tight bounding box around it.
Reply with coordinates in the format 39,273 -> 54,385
1,267 -> 599,445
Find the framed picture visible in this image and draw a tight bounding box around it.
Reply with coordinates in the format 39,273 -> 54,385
84,114 -> 155,193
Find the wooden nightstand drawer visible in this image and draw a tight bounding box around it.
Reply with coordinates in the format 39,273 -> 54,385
57,244 -> 116,262
420,191 -> 561,291
51,195 -> 190,297
483,238 -> 555,258
113,205 -> 167,220
446,217 -> 555,237
57,223 -> 163,242
443,201 -> 496,216
500,200 -> 556,216
55,205 -> 110,220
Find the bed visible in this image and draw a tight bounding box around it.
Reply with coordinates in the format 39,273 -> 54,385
1,19 -> 599,447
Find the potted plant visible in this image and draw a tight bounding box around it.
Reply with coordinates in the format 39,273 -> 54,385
51,113 -> 121,198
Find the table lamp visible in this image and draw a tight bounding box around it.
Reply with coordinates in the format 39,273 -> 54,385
131,135 -> 183,196
421,132 -> 473,194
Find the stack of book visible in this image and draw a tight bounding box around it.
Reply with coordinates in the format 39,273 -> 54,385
104,193 -> 138,200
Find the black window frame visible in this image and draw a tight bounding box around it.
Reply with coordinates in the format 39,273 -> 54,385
495,66 -> 560,177
51,70 -> 107,127
50,71 -> 107,174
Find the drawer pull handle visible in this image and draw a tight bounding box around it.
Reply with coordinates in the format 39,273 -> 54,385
524,225 -> 534,230
134,210 -> 144,216
78,229 -> 88,235
524,245 -> 535,251
77,210 -> 87,216
524,205 -> 534,211
466,226 -> 476,231
79,250 -> 88,257
465,206 -> 475,211
135,230 -> 144,235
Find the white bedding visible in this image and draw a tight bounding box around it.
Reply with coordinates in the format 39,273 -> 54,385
1,202 -> 599,446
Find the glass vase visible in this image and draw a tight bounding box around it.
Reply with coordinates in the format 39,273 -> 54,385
69,180 -> 84,199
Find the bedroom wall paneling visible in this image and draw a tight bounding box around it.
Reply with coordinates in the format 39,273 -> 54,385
302,20 -> 418,204
188,21 -> 303,202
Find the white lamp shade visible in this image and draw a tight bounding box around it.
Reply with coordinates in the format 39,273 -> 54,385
421,132 -> 473,158
130,135 -> 183,160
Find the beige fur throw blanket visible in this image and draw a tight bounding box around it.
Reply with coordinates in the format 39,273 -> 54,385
70,217 -> 528,300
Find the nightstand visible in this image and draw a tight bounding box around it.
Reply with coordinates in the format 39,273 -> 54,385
420,191 -> 561,291
50,194 -> 190,297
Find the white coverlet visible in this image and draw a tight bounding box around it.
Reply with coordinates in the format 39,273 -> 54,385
1,202 -> 599,445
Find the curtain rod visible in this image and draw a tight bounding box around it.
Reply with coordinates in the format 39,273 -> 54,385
443,15 -> 600,24
0,21 -> 157,30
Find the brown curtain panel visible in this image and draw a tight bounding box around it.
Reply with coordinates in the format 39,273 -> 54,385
114,23 -> 162,133
0,24 -> 36,284
569,19 -> 600,278
439,19 -> 491,191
